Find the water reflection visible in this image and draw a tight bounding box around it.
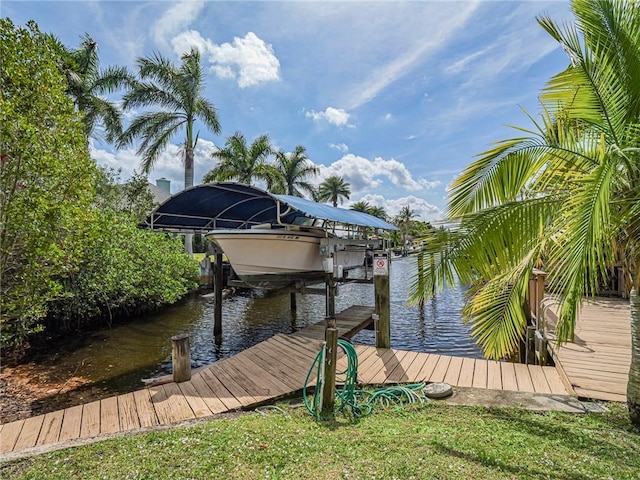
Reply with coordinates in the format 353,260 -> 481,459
39,256 -> 482,395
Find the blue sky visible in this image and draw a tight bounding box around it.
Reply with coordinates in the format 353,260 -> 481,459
4,0 -> 572,222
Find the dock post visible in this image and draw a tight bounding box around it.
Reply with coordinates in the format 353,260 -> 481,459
172,334 -> 191,382
373,252 -> 391,349
290,291 -> 297,311
325,272 -> 336,318
214,252 -> 223,337
322,325 -> 338,418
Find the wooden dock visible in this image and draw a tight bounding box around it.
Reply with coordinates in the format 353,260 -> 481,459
547,296 -> 631,402
1,305 -> 570,458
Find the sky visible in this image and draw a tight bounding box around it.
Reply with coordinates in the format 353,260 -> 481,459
3,0 -> 573,222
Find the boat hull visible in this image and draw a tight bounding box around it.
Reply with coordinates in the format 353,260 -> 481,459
206,229 -> 365,288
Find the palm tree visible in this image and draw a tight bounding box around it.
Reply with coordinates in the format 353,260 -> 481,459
350,201 -> 372,213
268,146 -> 318,197
395,205 -> 415,256
316,175 -> 351,207
409,0 -> 640,426
202,132 -> 273,185
368,206 -> 388,221
58,34 -> 132,142
118,48 -> 220,255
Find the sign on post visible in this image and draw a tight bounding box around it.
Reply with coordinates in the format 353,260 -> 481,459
373,253 -> 389,276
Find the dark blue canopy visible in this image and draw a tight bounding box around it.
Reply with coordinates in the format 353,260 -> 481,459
142,182 -> 398,232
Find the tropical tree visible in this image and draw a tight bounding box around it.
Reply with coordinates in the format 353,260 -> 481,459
268,145 -> 318,197
408,0 -> 640,426
350,200 -> 372,213
316,175 -> 351,207
57,33 -> 132,142
202,132 -> 273,185
395,205 -> 416,255
0,19 -> 99,351
368,206 -> 388,221
117,47 -> 220,255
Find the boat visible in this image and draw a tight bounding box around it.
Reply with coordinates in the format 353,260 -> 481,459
206,224 -> 368,288
142,182 -> 398,289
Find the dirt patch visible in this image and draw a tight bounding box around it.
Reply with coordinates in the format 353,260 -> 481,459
0,363 -> 110,424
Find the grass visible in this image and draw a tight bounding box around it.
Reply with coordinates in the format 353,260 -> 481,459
1,401 -> 638,480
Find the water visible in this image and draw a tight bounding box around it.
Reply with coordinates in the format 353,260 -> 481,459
35,256 -> 482,396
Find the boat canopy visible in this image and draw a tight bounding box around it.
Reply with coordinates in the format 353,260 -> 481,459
142,182 -> 398,233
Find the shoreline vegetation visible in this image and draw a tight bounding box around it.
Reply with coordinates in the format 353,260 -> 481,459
2,401 -> 638,479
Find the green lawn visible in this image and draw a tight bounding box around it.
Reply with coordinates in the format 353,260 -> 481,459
2,401 -> 638,479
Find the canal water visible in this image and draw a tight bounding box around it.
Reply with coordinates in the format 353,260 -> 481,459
37,256 -> 482,398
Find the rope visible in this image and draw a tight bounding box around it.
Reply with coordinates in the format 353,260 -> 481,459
304,339 -> 428,420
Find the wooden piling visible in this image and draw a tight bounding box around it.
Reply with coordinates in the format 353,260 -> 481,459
290,291 -> 297,311
321,327 -> 338,418
171,334 -> 191,382
214,252 -> 223,336
373,253 -> 390,349
325,272 -> 336,318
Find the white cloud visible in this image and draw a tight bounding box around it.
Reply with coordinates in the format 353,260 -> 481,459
152,0 -> 204,50
349,193 -> 443,223
306,107 -> 351,127
314,154 -> 440,193
344,2 -> 480,110
328,143 -> 349,153
171,30 -> 281,88
90,139 -> 218,193
382,196 -> 444,223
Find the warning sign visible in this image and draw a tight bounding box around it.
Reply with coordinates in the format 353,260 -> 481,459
373,253 -> 389,276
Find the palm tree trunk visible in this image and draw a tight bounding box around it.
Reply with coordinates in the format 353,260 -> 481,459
629,287 -> 640,427
183,147 -> 194,256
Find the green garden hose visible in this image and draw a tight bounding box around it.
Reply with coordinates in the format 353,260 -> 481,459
303,339 -> 427,419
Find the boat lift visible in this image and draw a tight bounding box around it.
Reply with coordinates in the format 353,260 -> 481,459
142,182 -> 398,342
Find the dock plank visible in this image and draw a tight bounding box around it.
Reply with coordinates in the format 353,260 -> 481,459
443,356 -> 463,386
0,419 -> 24,454
500,362 -> 518,392
403,352 -> 429,382
370,349 -> 409,384
36,410 -> 64,446
386,351 -> 421,383
357,348 -> 396,384
417,354 -> 441,382
528,366 -> 552,394
133,388 -> 159,428
189,372 -> 231,414
486,361 -> 502,390
199,367 -> 245,410
541,366 -> 567,395
209,361 -> 262,406
429,355 -> 452,383
514,363 -> 535,393
100,396 -> 121,434
472,360 -> 488,389
177,381 -> 214,418
58,404 -> 83,442
457,358 -> 475,387
118,392 -> 141,431
80,400 -> 101,438
13,415 -> 44,451
158,383 -> 196,423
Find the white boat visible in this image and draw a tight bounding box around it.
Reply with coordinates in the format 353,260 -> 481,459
144,182 -> 398,288
206,225 -> 368,288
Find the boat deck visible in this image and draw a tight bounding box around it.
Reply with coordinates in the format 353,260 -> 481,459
547,296 -> 631,402
1,306 -> 570,459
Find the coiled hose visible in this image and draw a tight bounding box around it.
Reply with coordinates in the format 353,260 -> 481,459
303,339 -> 427,419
